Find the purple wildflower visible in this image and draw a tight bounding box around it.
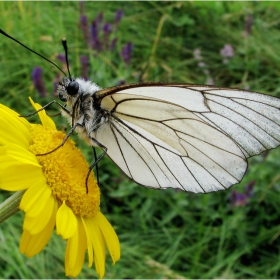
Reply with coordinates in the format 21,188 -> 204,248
220,44 -> 234,58
103,22 -> 112,34
115,9 -> 124,26
193,48 -> 202,60
121,42 -> 133,65
80,15 -> 88,28
193,49 -> 213,81
79,1 -> 85,15
90,20 -> 98,41
56,54 -> 66,64
56,54 -> 67,74
243,14 -> 254,37
262,150 -> 269,159
230,181 -> 255,208
32,67 -> 47,98
80,55 -> 89,80
206,77 -> 214,85
230,190 -> 248,207
117,79 -> 126,86
109,37 -> 118,51
220,44 -> 234,64
245,180 -> 255,197
96,12 -> 103,26
198,61 -> 205,68
79,15 -> 90,46
102,23 -> 112,50
103,22 -> 112,35
91,20 -> 101,51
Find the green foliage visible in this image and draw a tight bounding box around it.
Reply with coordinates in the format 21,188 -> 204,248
1,1 -> 280,278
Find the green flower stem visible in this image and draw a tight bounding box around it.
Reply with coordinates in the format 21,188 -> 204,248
0,191 -> 25,223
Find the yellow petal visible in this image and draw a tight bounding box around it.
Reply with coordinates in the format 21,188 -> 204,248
56,201 -> 77,239
0,143 -> 41,168
81,217 -> 94,268
0,144 -> 44,191
23,194 -> 55,235
20,199 -> 57,257
65,217 -> 87,277
91,217 -> 106,260
90,217 -> 106,277
20,181 -> 51,217
0,104 -> 31,148
84,217 -> 105,279
96,212 -> 121,263
29,97 -> 56,129
0,104 -> 31,129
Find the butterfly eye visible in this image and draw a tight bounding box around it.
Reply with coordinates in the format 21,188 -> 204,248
66,81 -> 79,96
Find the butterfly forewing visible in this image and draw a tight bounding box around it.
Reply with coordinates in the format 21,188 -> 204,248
194,88 -> 280,157
98,84 -> 280,157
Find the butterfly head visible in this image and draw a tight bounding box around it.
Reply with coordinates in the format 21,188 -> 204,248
58,77 -> 80,102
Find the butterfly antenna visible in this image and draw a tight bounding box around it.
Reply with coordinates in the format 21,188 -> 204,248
61,38 -> 72,80
0,29 -> 67,77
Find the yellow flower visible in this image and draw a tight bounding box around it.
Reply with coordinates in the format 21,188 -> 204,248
0,99 -> 120,278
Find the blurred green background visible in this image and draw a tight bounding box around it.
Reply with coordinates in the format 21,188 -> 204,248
1,1 -> 280,278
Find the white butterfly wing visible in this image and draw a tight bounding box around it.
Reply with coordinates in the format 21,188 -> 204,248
98,84 -> 280,157
189,86 -> 280,157
93,84 -> 280,193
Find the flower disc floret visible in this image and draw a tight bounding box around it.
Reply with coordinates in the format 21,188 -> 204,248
29,124 -> 100,218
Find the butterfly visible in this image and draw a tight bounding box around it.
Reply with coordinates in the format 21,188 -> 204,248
1,29 -> 280,193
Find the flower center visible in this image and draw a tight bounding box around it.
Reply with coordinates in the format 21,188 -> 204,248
28,124 -> 100,218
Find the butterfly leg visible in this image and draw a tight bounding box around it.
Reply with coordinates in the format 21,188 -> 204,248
93,147 -> 100,186
47,104 -> 68,117
20,100 -> 71,117
85,138 -> 108,193
36,122 -> 80,156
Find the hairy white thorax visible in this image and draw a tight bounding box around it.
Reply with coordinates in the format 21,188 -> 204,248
58,77 -> 108,146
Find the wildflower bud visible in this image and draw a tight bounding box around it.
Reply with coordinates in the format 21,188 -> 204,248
121,42 -> 133,65
117,79 -> 126,86
230,190 -> 248,207
80,55 -> 89,80
91,20 -> 101,51
56,54 -> 66,64
96,12 -> 103,26
193,48 -> 202,60
115,9 -> 124,25
220,44 -> 234,64
79,15 -> 90,46
56,54 -> 67,74
79,1 -> 85,15
245,180 -> 255,197
32,67 -> 47,98
109,37 -> 117,51
220,44 -> 234,58
206,77 -> 214,85
103,23 -> 112,35
244,14 -> 254,37
102,23 -> 112,50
